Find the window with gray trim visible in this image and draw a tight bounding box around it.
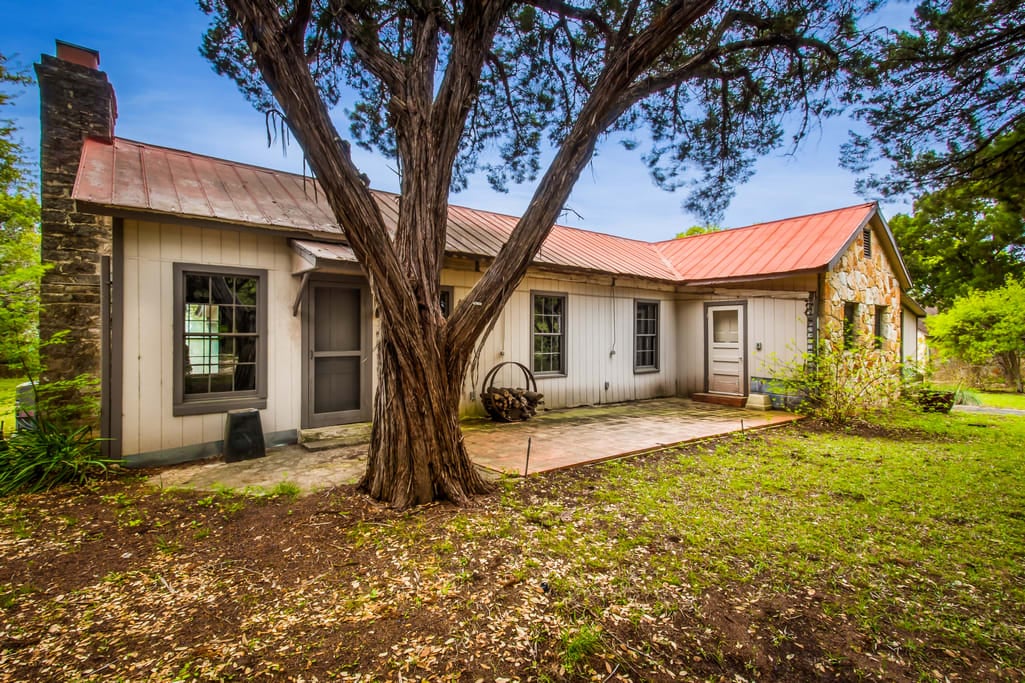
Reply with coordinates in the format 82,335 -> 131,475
174,265 -> 267,415
440,286 -> 454,317
532,293 -> 566,375
634,300 -> 659,371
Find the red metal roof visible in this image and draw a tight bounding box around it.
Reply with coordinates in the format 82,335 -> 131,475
73,137 -> 902,286
74,138 -> 678,281
655,204 -> 878,284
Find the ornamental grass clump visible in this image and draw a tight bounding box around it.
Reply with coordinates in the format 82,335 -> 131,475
0,417 -> 110,496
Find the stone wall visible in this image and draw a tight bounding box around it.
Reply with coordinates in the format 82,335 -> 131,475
34,49 -> 116,413
821,220 -> 902,357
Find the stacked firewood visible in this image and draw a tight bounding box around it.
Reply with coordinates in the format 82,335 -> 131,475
482,387 -> 544,422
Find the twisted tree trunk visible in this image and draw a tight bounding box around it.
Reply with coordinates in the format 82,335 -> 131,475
359,323 -> 490,506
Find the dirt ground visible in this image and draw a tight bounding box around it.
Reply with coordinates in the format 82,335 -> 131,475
0,433 -> 1017,682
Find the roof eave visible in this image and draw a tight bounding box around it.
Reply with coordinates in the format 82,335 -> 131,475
73,199 -> 348,243
681,267 -> 826,288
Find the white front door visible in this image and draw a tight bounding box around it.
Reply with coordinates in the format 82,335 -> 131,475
707,304 -> 745,395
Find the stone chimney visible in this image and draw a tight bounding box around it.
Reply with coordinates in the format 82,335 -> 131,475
34,41 -> 117,419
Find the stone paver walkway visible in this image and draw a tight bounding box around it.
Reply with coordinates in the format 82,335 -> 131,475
148,398 -> 800,493
149,443 -> 368,494
953,404 -> 1025,416
462,397 -> 799,475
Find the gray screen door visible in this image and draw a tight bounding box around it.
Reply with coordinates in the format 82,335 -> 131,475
304,281 -> 369,428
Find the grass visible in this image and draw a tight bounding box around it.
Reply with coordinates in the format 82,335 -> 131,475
935,382 -> 1025,410
489,408 -> 1025,676
2,407 -> 1023,680
973,390 -> 1025,410
0,376 -> 26,436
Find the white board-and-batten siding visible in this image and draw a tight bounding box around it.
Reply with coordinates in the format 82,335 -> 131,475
442,269 -> 678,415
119,220 -> 681,456
674,291 -> 810,397
120,220 -> 302,457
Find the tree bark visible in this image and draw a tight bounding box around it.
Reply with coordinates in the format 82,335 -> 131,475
359,320 -> 490,507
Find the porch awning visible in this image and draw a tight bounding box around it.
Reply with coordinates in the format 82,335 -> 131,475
290,239 -> 360,274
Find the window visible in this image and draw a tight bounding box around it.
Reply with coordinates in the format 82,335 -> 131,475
863,228 -> 872,258
842,302 -> 858,348
439,286 -> 454,317
532,293 -> 566,375
634,300 -> 659,372
874,305 -> 887,349
173,265 -> 267,416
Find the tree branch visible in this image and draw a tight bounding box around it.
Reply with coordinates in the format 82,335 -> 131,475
326,0 -> 406,94
522,0 -> 614,40
288,0 -> 313,45
622,33 -> 836,106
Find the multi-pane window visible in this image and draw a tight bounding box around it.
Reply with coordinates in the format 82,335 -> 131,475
843,301 -> 858,348
874,305 -> 887,349
634,300 -> 659,371
532,293 -> 566,375
174,265 -> 266,415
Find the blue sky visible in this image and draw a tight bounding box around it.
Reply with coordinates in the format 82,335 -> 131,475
3,0 -> 913,242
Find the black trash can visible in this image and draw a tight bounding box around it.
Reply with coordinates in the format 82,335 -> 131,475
223,408 -> 266,462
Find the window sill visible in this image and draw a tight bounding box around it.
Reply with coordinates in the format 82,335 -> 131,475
533,372 -> 567,379
634,367 -> 660,375
173,396 -> 267,417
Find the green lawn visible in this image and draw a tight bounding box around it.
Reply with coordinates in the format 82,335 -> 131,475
0,376 -> 26,435
974,390 -> 1025,410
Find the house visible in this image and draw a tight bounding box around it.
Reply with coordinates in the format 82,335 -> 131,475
35,42 -> 925,466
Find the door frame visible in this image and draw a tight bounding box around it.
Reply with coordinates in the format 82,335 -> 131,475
703,300 -> 748,396
301,274 -> 373,429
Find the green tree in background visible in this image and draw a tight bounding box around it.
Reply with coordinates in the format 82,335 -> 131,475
928,278 -> 1025,393
0,54 -> 44,375
675,225 -> 723,238
890,184 -> 1025,308
844,0 -> 1025,207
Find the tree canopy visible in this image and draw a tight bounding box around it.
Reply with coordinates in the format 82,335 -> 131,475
890,184 -> 1025,308
676,224 -> 723,238
202,0 -> 868,222
928,277 -> 1025,393
0,54 -> 43,374
844,0 -> 1025,206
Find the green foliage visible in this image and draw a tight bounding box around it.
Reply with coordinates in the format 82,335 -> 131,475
675,224 -> 723,238
773,331 -> 904,424
889,184 -> 1024,307
201,1 -> 868,221
0,53 -> 44,374
953,387 -> 982,406
0,417 -> 110,496
0,375 -> 22,435
845,1 -> 1025,203
559,623 -> 602,674
928,277 -> 1025,392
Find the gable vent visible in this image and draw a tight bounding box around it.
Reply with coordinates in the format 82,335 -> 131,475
863,228 -> 872,258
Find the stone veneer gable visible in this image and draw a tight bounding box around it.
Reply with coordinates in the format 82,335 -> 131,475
821,219 -> 902,356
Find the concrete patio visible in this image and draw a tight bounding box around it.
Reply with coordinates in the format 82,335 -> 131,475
149,398 -> 800,494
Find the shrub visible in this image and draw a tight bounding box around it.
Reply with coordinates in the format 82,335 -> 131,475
772,333 -> 903,425
0,417 -> 110,496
